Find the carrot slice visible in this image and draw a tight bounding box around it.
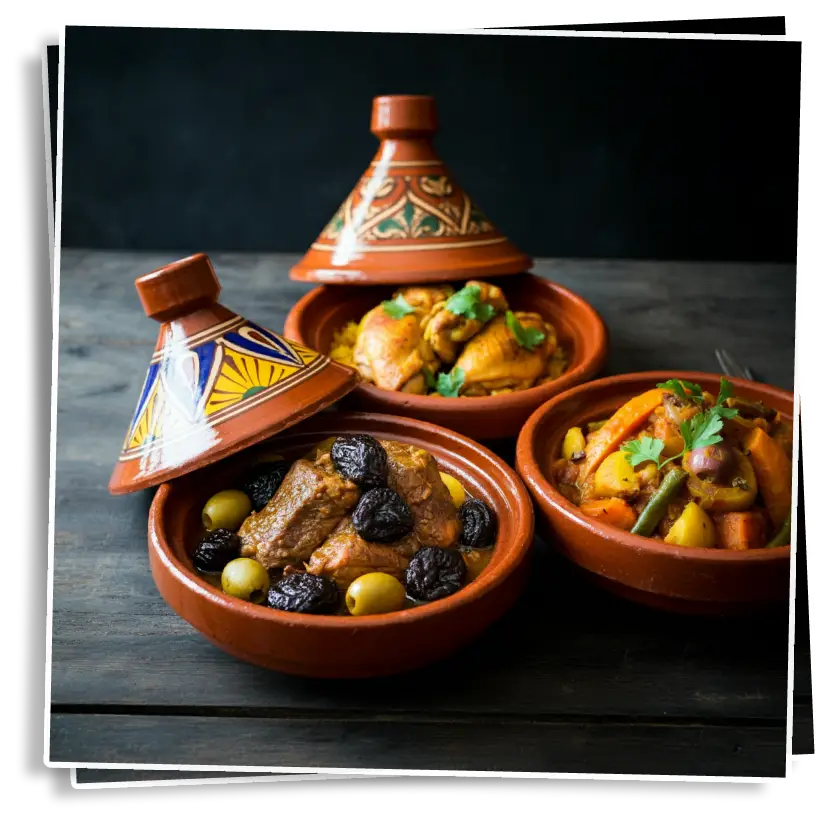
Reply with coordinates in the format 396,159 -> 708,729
580,498 -> 638,530
744,427 -> 792,529
713,511 -> 768,551
579,388 -> 667,485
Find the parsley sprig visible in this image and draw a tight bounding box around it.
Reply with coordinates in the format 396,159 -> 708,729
506,311 -> 546,351
620,378 -> 739,469
445,285 -> 496,323
435,367 -> 465,398
381,294 -> 416,319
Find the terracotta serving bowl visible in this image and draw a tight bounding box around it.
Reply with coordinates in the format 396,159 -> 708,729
515,372 -> 794,615
148,411 -> 534,678
283,273 -> 608,441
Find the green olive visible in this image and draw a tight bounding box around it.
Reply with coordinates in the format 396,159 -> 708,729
345,572 -> 407,616
221,558 -> 270,604
202,489 -> 252,531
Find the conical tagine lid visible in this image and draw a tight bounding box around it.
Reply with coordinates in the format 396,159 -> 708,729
290,95 -> 533,285
109,253 -> 359,495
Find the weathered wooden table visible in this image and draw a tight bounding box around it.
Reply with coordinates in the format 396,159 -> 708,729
50,251 -> 810,780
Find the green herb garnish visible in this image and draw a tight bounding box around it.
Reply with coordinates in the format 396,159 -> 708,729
436,367 -> 465,398
621,436 -> 665,469
422,367 -> 438,391
381,294 -> 416,319
621,377 -> 739,469
445,285 -> 496,323
656,378 -> 705,405
505,310 -> 545,351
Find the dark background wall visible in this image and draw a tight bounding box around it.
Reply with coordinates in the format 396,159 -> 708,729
61,24 -> 800,262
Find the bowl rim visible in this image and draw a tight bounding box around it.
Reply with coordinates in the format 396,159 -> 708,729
515,370 -> 794,563
149,411 -> 535,629
283,273 -> 608,410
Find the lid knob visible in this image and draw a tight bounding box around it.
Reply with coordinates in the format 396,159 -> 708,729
371,94 -> 438,139
135,253 -> 221,322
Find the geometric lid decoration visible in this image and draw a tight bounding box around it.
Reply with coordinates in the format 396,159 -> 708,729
109,253 -> 359,495
289,95 -> 533,285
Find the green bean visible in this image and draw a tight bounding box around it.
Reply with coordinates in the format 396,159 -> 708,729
765,512 -> 791,548
631,467 -> 688,537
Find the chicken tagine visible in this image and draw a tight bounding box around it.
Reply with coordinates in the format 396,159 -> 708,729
190,434 -> 497,615
552,378 -> 793,550
329,280 -> 569,397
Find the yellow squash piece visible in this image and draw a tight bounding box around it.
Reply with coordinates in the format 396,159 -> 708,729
561,427 -> 586,461
439,472 -> 467,508
664,502 -> 717,548
593,451 -> 639,498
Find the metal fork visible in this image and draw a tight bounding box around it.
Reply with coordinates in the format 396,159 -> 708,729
714,348 -> 756,382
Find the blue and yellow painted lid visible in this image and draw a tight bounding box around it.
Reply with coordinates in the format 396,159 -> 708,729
109,253 -> 359,494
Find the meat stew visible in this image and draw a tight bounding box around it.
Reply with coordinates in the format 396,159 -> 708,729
191,434 -> 497,615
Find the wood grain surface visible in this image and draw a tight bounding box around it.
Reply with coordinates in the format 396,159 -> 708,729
50,250 -> 807,778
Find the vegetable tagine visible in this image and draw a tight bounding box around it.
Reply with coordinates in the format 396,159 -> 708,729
190,434 -> 497,615
552,378 -> 793,550
329,280 -> 569,397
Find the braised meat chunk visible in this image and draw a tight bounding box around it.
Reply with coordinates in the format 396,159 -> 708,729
238,457 -> 360,570
305,517 -> 414,589
381,440 -> 461,548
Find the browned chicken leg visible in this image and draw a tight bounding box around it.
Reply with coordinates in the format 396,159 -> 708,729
396,284 -> 454,313
423,280 -> 509,364
238,456 -> 360,570
455,312 -> 558,396
353,286 -> 451,394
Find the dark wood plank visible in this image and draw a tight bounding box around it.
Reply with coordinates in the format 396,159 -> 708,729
52,714 -> 787,777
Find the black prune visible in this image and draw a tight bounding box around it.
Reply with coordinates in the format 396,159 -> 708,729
459,498 -> 497,549
242,460 -> 291,512
404,546 -> 467,602
330,434 -> 388,489
352,488 -> 414,543
267,573 -> 340,614
193,528 -> 241,574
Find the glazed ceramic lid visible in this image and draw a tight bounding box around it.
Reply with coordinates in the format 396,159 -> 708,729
290,95 -> 533,285
108,253 -> 359,495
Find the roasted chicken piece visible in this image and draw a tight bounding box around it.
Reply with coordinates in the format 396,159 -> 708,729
305,517 -> 414,589
381,440 -> 461,548
238,456 -> 360,570
455,312 -> 558,396
395,284 -> 454,314
353,305 -> 440,394
423,280 -> 509,364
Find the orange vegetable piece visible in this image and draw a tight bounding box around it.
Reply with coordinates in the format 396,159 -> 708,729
579,497 -> 638,531
744,427 -> 793,529
713,511 -> 768,551
579,388 -> 667,485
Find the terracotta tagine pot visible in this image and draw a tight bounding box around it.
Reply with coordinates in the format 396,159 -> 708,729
109,253 -> 535,677
284,273 -> 608,441
149,412 -> 534,678
515,371 -> 793,616
290,94 -> 532,285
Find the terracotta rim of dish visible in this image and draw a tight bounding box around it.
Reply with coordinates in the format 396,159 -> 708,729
283,276 -> 608,410
516,370 -> 793,562
149,411 -> 535,629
